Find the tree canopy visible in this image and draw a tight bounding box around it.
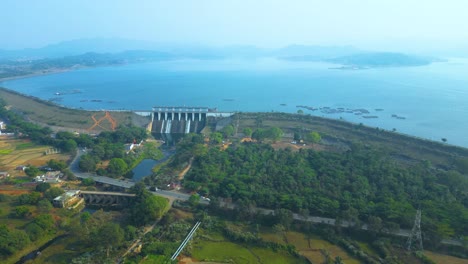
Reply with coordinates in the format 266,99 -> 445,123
182,141 -> 468,240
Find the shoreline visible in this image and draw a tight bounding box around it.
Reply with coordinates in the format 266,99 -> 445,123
0,68 -> 75,82
1,86 -> 467,151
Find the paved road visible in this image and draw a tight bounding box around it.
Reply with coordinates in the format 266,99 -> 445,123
70,149 -> 193,202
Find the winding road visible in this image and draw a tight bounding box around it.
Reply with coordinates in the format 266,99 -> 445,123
69,149 -> 192,202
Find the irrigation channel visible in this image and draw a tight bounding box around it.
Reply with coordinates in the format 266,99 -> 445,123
16,235 -> 68,264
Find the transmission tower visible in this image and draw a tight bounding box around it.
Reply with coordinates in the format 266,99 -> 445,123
407,209 -> 423,251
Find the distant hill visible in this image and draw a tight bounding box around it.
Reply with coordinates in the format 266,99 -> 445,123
328,52 -> 435,67
0,38 -> 442,73
273,44 -> 360,59
0,38 -> 162,59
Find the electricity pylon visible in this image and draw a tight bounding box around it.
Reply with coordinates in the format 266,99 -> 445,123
407,209 -> 423,251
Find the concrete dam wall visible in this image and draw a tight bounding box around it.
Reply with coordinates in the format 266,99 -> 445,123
151,107 -> 208,134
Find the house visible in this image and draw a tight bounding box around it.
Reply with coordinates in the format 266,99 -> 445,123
125,143 -> 135,154
125,141 -> 142,154
16,165 -> 27,171
53,190 -> 83,208
0,171 -> 10,179
34,171 -> 61,183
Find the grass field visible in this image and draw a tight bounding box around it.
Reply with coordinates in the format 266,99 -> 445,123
0,137 -> 70,174
0,87 -> 150,132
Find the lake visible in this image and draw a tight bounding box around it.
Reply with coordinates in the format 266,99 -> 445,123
1,57 -> 468,147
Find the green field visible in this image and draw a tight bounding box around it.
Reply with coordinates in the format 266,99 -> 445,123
0,149 -> 13,155
192,240 -> 307,264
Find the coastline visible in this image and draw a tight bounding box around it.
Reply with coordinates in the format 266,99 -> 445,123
0,68 -> 74,82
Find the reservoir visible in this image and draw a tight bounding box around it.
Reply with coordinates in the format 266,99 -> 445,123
1,58 -> 468,147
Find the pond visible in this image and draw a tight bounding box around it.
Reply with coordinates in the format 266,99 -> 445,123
131,149 -> 175,182
131,159 -> 158,182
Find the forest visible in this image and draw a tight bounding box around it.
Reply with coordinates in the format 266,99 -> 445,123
176,134 -> 468,245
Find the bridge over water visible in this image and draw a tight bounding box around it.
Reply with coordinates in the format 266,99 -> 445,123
80,190 -> 135,206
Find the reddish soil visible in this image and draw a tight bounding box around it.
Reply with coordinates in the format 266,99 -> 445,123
0,189 -> 31,195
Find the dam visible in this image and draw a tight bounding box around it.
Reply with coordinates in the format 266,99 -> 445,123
152,106 -> 210,134
133,106 -> 233,135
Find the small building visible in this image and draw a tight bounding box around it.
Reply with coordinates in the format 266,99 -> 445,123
0,171 -> 10,179
53,190 -> 83,208
125,143 -> 135,154
16,165 -> 28,171
34,171 -> 61,183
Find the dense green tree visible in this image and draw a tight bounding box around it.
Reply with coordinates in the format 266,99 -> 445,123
62,139 -> 78,152
44,187 -> 64,200
0,225 -> 30,256
180,141 -> 468,237
124,225 -> 138,241
15,206 -> 31,218
130,184 -> 169,226
92,222 -> 124,257
268,127 -> 283,142
18,192 -> 41,205
107,158 -> 128,176
306,131 -> 321,144
38,199 -> 53,213
47,159 -> 67,171
35,182 -> 51,192
25,223 -> 44,241
79,154 -> 96,172
221,125 -> 235,138
210,132 -> 223,144
188,194 -> 200,207
25,166 -> 41,177
243,127 -> 253,137
81,177 -> 95,186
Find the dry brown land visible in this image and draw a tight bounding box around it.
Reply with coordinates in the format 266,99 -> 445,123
0,88 -> 150,133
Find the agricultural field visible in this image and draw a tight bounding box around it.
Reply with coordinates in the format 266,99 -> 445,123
260,230 -> 361,264
424,251 -> 468,264
191,240 -> 307,264
0,137 -> 70,175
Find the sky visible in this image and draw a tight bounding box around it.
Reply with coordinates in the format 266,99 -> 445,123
1,0 -> 468,51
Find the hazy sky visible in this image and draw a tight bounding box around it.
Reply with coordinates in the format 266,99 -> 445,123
2,0 -> 468,51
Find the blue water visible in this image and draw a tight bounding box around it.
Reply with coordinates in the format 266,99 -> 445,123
1,58 -> 468,147
132,159 -> 157,181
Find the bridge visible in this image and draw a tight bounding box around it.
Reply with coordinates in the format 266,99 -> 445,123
80,190 -> 135,206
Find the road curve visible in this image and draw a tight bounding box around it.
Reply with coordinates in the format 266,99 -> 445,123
69,149 -> 192,202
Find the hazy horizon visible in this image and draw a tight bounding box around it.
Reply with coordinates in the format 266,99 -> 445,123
1,0 -> 468,54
